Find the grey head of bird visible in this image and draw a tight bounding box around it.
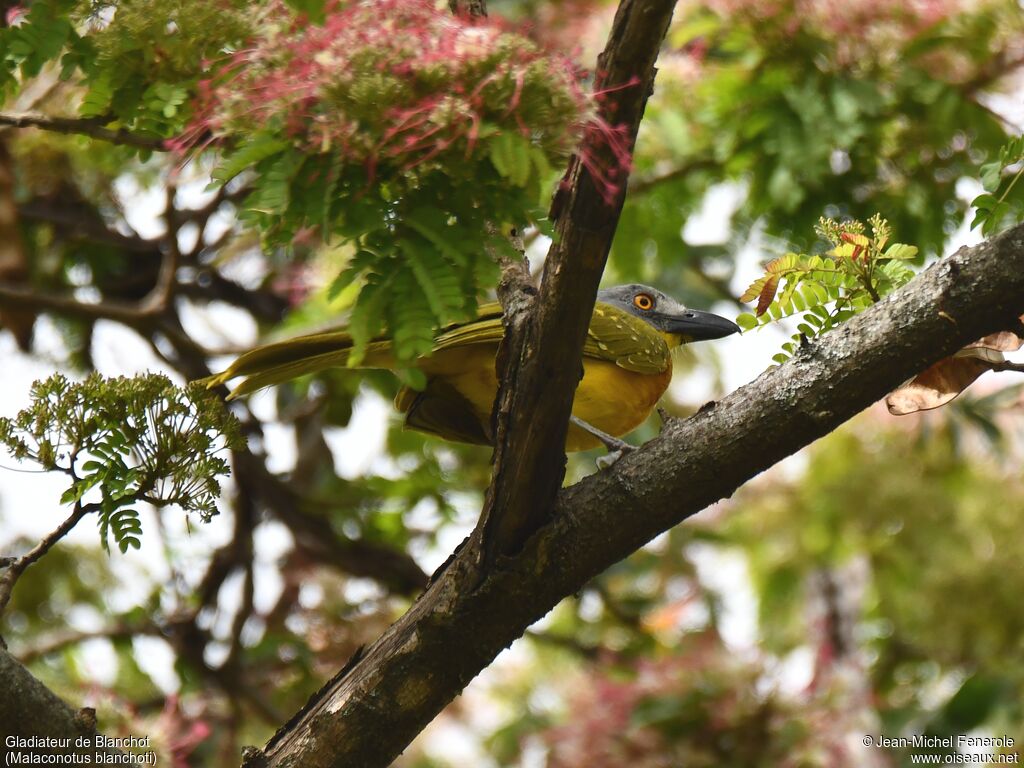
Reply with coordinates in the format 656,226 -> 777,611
596,283 -> 741,342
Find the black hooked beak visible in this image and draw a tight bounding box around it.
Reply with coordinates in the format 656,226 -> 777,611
657,308 -> 741,341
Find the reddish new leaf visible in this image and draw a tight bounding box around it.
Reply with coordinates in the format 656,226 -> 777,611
756,275 -> 780,316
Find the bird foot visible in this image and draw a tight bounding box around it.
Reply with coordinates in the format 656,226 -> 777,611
596,447 -> 634,470
570,416 -> 635,469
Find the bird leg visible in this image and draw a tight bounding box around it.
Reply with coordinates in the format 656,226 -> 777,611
570,415 -> 635,468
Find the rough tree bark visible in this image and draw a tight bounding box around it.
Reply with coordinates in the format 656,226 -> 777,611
0,648 -> 129,761
252,2 -> 679,763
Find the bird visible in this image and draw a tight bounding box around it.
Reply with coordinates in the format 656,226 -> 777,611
204,284 -> 740,452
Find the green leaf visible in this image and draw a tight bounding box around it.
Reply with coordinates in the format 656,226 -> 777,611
736,313 -> 759,331
327,249 -> 377,301
971,193 -> 998,213
488,132 -> 533,188
211,134 -> 290,186
404,207 -> 468,266
980,162 -> 1002,192
883,243 -> 918,260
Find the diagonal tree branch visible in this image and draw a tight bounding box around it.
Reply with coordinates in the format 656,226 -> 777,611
253,222 -> 1024,768
0,281 -> 167,324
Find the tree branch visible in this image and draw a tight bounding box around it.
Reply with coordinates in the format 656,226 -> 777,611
0,501 -> 92,615
252,225 -> 1024,767
15,621 -> 162,664
0,111 -> 167,150
237,450 -> 430,595
989,360 -> 1024,373
0,282 -> 166,324
0,648 -> 131,761
18,196 -> 160,253
629,158 -> 718,195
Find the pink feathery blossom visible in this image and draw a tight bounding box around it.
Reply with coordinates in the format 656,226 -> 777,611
184,0 -> 631,202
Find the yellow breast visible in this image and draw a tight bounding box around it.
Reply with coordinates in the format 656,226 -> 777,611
565,358 -> 673,451
412,344 -> 673,452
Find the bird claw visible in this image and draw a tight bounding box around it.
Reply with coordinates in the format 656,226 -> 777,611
595,444 -> 635,470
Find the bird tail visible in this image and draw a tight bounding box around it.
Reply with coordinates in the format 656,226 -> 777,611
201,329 -> 395,399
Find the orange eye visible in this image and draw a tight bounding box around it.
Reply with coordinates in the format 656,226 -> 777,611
633,293 -> 654,311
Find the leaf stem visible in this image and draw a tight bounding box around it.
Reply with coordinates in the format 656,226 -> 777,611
994,164 -> 1024,208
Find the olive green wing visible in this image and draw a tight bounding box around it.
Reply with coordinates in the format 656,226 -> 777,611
583,303 -> 671,374
432,300 -> 669,374
430,301 -> 505,352
204,299 -> 666,399
202,329 -> 394,399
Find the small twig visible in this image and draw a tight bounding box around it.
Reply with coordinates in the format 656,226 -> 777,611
629,159 -> 717,195
224,561 -> 254,669
17,621 -> 161,663
0,501 -> 94,615
181,183 -> 250,260
989,360 -> 1024,373
686,263 -> 744,308
959,52 -> 1024,99
590,580 -> 644,630
140,183 -> 181,315
525,629 -> 604,659
0,111 -> 167,150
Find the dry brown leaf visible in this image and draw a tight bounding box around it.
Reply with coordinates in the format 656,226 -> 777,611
886,317 -> 1024,415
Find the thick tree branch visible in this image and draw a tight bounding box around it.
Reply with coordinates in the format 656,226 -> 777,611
254,0 -> 668,764
253,225 -> 1024,767
237,450 -> 430,595
0,648 -> 130,761
0,111 -> 167,150
255,1 -> 675,763
477,0 -> 677,567
18,197 -> 159,253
